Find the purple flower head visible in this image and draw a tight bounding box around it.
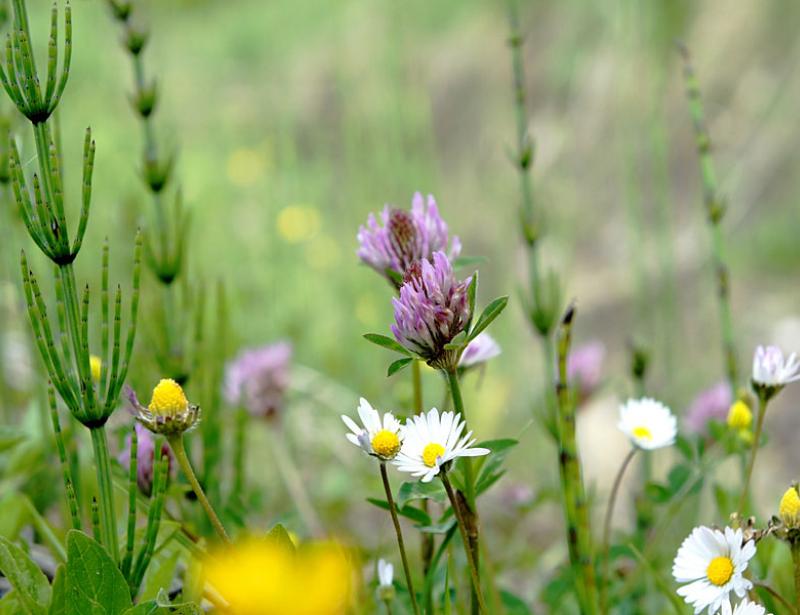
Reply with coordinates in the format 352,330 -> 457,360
118,423 -> 173,497
459,332 -> 501,369
567,341 -> 605,402
684,381 -> 732,435
391,252 -> 472,370
357,193 -> 461,287
224,341 -> 292,420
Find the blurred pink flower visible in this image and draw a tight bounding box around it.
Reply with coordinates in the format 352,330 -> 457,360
459,332 -> 501,369
224,341 -> 292,420
684,381 -> 732,434
567,341 -> 605,401
118,423 -> 174,497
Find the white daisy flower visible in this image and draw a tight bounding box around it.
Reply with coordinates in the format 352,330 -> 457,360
377,559 -> 393,588
341,398 -> 403,460
393,407 -> 490,482
723,600 -> 771,615
672,526 -> 756,615
459,332 -> 501,369
752,345 -> 800,387
618,397 -> 677,450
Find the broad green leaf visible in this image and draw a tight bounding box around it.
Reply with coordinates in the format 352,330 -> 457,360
48,566 -> 65,615
397,481 -> 446,507
417,518 -> 456,535
0,591 -> 22,615
500,590 -> 532,615
155,589 -> 202,614
0,537 -> 50,615
138,549 -> 180,602
387,357 -> 413,377
468,296 -> 509,341
366,498 -> 431,526
121,604 -> 160,615
443,331 -> 467,351
265,523 -> 295,551
363,333 -> 411,356
65,530 -> 132,615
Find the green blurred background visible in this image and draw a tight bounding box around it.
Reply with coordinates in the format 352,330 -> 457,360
3,0 -> 800,603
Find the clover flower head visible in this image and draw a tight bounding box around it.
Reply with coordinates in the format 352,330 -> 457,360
567,341 -> 605,401
224,341 -> 292,420
685,382 -> 733,435
126,378 -> 200,436
391,252 -> 472,371
357,192 -> 461,286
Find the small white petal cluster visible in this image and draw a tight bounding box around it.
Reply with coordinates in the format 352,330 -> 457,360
394,407 -> 490,483
723,600 -> 771,615
342,398 -> 403,460
673,526 -> 756,615
377,559 -> 393,588
617,397 -> 677,450
752,345 -> 800,387
342,401 -> 490,482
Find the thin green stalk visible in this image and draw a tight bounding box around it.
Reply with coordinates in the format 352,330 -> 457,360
555,306 -> 598,614
48,386 -> 80,530
90,425 -> 119,561
795,546 -> 800,615
441,471 -> 487,615
121,426 -> 138,580
679,45 -> 738,391
412,359 -> 434,615
232,407 -> 247,499
755,580 -> 795,615
168,434 -> 230,543
445,368 -> 480,615
266,426 -> 324,538
600,447 -> 638,614
737,394 -> 768,516
379,462 -> 421,615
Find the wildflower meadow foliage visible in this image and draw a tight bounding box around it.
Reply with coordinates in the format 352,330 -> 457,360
0,1 -> 798,614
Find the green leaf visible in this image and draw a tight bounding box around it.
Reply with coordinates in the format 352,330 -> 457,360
397,481 -> 447,508
366,498 -> 431,526
64,530 -> 132,615
387,357 -> 414,377
0,537 -> 50,615
363,333 -> 411,356
474,439 -> 518,495
466,271 -> 478,331
468,296 -> 509,341
443,331 -> 468,351
644,482 -> 671,504
417,518 -> 456,534
500,590 -> 533,615
265,523 -> 295,551
138,549 -> 180,603
48,566 -> 65,615
155,589 -> 202,614
0,592 -> 22,615
121,604 -> 160,615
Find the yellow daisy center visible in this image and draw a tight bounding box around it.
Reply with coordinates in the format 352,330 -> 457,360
632,426 -> 652,441
422,443 -> 445,468
371,430 -> 401,458
706,556 -> 734,586
149,378 -> 188,417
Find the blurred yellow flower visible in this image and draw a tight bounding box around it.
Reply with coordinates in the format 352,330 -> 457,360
780,486 -> 800,528
726,400 -> 752,430
277,205 -> 320,243
204,539 -> 352,615
226,147 -> 269,187
90,355 -> 102,383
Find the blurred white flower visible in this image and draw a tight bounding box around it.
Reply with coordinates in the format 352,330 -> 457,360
751,345 -> 800,388
617,397 -> 677,450
377,559 -> 393,588
724,599 -> 771,615
459,332 -> 501,369
394,408 -> 489,483
342,398 -> 403,461
673,526 -> 755,615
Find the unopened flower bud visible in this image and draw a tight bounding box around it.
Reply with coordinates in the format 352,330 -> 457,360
780,486 -> 800,529
726,400 -> 752,430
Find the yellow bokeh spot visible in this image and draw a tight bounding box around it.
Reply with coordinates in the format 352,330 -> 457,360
226,147 -> 268,187
305,234 -> 340,271
632,426 -> 652,441
706,556 -> 734,586
422,443 -> 445,468
204,540 -> 352,615
90,355 -> 102,383
355,294 -> 378,327
277,205 -> 320,243
727,400 -> 752,430
780,487 -> 800,528
148,378 -> 188,418
371,430 -> 401,459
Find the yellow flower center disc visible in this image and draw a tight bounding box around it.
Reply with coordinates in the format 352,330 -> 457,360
371,430 -> 401,458
422,443 -> 445,468
632,426 -> 652,441
706,556 -> 734,586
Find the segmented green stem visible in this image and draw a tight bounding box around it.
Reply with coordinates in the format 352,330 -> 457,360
121,426 -> 138,580
412,360 -> 434,614
679,46 -> 738,391
555,306 -> 598,614
47,385 -> 80,530
379,462 -> 421,615
90,426 -> 119,561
